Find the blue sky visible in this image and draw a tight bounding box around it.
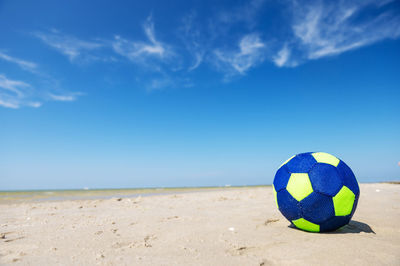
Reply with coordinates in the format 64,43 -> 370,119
1,0 -> 399,190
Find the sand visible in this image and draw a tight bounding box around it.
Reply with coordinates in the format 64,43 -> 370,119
1,183 -> 399,265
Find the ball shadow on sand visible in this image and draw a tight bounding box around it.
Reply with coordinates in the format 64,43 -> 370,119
331,220 -> 376,234
288,220 -> 375,234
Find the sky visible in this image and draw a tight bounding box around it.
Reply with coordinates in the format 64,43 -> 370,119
1,0 -> 400,190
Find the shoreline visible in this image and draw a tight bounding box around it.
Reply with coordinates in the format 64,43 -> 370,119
1,182 -> 398,204
0,185 -> 270,204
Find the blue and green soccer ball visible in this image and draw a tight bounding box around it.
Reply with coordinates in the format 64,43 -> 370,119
273,152 -> 360,232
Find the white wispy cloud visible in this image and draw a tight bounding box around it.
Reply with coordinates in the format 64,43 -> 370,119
0,72 -> 82,109
213,34 -> 266,76
273,44 -> 292,67
0,74 -> 30,97
0,74 -> 35,109
34,29 -> 103,61
178,1 -> 266,73
112,16 -> 170,62
0,48 -> 83,108
179,12 -> 207,71
0,51 -> 37,71
49,92 -> 82,102
181,0 -> 399,74
111,15 -> 184,91
275,0 -> 400,66
28,102 -> 42,108
0,99 -> 19,109
145,75 -> 193,92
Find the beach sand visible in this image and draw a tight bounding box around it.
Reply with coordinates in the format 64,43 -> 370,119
1,183 -> 399,265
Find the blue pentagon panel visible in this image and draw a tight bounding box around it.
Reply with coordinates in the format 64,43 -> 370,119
320,215 -> 351,232
300,192 -> 335,224
336,160 -> 360,196
285,152 -> 317,173
276,189 -> 302,221
308,163 -> 343,196
273,165 -> 291,192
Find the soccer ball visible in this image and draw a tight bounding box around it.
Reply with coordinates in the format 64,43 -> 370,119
273,152 -> 360,232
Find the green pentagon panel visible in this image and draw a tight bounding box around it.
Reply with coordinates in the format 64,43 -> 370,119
311,152 -> 340,167
280,155 -> 295,168
286,173 -> 313,201
292,218 -> 320,232
272,185 -> 279,208
333,186 -> 355,216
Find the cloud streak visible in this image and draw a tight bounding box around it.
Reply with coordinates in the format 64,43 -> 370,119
0,52 -> 38,71
111,15 -> 186,91
213,34 -> 266,77
112,16 -> 170,62
273,44 -> 292,67
0,74 -> 39,109
49,92 -> 82,102
0,55 -> 82,108
179,12 -> 207,71
274,0 -> 400,67
34,29 -> 103,62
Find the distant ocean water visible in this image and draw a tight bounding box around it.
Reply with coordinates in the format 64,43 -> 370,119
0,185 -> 269,204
